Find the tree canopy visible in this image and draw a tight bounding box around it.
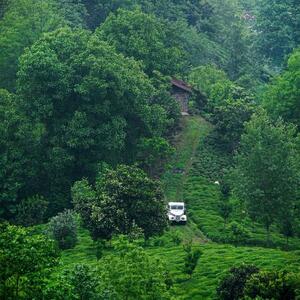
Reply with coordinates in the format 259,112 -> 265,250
72,165 -> 168,240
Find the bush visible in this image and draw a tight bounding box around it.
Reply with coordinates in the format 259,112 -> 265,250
170,230 -> 183,245
67,264 -> 98,300
15,195 -> 48,226
217,264 -> 260,300
244,270 -> 300,299
183,241 -> 202,277
227,221 -> 251,246
48,210 -> 77,250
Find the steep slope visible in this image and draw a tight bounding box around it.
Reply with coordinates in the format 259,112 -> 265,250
162,116 -> 212,242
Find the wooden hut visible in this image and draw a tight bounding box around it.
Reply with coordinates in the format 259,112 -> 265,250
171,79 -> 192,115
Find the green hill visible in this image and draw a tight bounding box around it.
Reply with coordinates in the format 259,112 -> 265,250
60,115 -> 300,299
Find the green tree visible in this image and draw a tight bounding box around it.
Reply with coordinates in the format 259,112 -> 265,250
0,89 -> 42,219
227,221 -> 251,247
218,199 -> 233,227
232,110 -> 299,242
15,195 -> 48,226
16,27 -> 167,215
80,0 -> 136,30
263,48 -> 300,129
0,223 -> 59,299
244,270 -> 300,299
67,264 -> 98,300
0,0 -> 65,90
189,65 -> 230,98
56,0 -> 88,28
96,8 -> 185,77
137,137 -> 174,176
72,165 -> 168,240
48,210 -> 78,250
280,216 -> 295,248
217,264 -> 260,300
255,0 -> 300,65
213,99 -> 254,152
97,236 -> 172,299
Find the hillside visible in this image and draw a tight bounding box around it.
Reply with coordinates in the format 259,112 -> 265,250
60,116 -> 300,299
1,0 -> 299,299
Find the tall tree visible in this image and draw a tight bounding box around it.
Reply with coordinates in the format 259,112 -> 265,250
263,48 -> 300,129
16,27 -> 168,215
96,8 -> 185,77
0,224 -> 59,299
72,165 -> 168,240
0,0 -> 65,90
0,89 -> 42,219
232,110 -> 299,241
255,0 -> 300,66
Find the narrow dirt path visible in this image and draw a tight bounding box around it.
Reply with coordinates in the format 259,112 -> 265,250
162,115 -> 212,242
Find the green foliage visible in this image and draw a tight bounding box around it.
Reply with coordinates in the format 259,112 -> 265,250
97,236 -> 172,299
183,241 -> 202,277
59,116 -> 300,299
189,65 -> 230,98
0,89 -> 42,219
0,0 -> 65,90
232,110 -> 300,240
137,137 -> 175,176
94,239 -> 106,260
263,48 -> 300,129
15,195 -> 48,226
254,0 -> 300,65
81,0 -> 136,30
218,198 -> 233,226
48,210 -> 78,250
15,27 -> 172,215
67,264 -> 98,300
228,221 -> 251,247
97,8 -> 185,77
72,165 -> 168,240
244,270 -> 300,299
217,264 -> 260,300
0,223 -> 59,299
56,0 -> 88,28
280,217 -> 295,248
213,99 -> 255,152
189,65 -> 255,108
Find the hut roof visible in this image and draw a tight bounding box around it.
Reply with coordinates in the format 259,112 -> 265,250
171,78 -> 192,93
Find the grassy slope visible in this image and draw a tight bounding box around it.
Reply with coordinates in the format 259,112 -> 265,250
61,115 -> 300,299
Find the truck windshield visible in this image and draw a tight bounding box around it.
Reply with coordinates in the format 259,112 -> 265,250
170,205 -> 184,210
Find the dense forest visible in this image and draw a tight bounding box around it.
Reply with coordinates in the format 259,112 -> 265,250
0,0 -> 299,299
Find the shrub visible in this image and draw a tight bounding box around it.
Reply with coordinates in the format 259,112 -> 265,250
227,221 -> 251,246
183,241 -> 202,277
217,264 -> 260,300
15,195 -> 48,226
97,236 -> 172,299
244,270 -> 300,299
170,230 -> 183,245
67,264 -> 98,300
48,210 -> 77,250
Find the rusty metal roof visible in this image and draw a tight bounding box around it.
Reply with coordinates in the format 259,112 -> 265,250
171,78 -> 192,93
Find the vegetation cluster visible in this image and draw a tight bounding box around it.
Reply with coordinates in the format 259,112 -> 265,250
0,0 -> 299,299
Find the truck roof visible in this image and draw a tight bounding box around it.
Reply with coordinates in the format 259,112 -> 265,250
168,202 -> 185,206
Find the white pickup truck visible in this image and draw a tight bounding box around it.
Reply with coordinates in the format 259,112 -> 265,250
167,202 -> 187,223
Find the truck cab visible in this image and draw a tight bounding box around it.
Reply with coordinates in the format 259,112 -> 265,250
168,202 -> 187,223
